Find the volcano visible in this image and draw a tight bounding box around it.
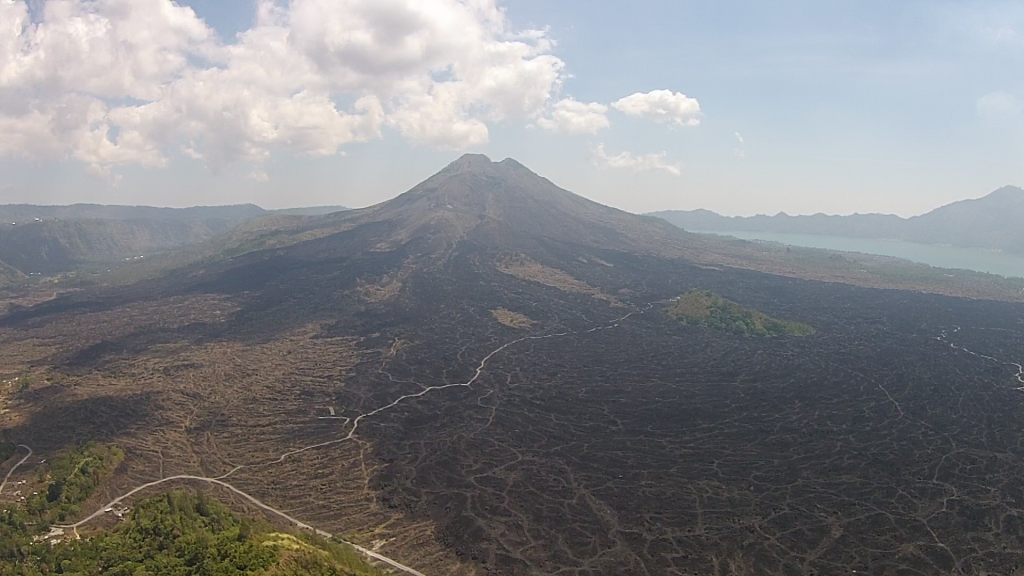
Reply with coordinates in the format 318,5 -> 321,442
207,154 -> 697,263
166,154 -> 1017,303
4,156 -> 1024,576
341,154 -> 688,251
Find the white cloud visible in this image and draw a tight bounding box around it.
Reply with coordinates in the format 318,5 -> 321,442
733,133 -> 745,159
536,98 -> 609,134
977,91 -> 1022,118
1,0 -> 212,101
0,0 -> 569,170
249,170 -> 269,182
984,25 -> 1022,48
85,163 -> 123,186
994,26 -> 1020,44
612,90 -> 701,127
589,144 -> 681,176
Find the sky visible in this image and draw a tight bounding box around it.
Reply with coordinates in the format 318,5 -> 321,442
0,0 -> 1023,216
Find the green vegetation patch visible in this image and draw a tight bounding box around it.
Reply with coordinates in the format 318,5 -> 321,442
0,443 -> 123,565
0,442 -> 383,575
0,489 -> 385,576
668,290 -> 815,337
29,443 -> 125,524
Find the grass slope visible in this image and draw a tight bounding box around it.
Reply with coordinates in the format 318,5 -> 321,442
668,290 -> 814,337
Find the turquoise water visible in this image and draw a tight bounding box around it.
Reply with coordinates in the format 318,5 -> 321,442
695,230 -> 1024,279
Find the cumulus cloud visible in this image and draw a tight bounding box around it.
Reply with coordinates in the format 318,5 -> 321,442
536,98 -> 610,134
612,90 -> 701,127
589,144 -> 681,176
0,0 -> 569,172
735,132 -> 744,143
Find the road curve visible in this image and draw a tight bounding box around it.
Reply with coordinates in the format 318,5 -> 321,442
49,305 -> 652,576
55,473 -> 428,576
938,326 -> 1024,389
0,444 -> 32,495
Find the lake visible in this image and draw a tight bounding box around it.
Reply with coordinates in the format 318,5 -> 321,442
694,230 -> 1024,279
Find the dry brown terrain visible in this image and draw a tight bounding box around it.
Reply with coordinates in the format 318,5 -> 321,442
490,309 -> 535,329
497,254 -> 621,305
0,291 -> 479,575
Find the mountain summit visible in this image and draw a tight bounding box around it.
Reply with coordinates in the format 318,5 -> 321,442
104,155 -> 1017,303
282,154 -> 691,256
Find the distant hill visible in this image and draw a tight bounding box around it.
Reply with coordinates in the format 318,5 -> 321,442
266,206 -> 348,216
0,219 -> 232,274
0,204 -> 348,276
0,258 -> 24,286
103,155 -> 1024,303
667,290 -> 815,337
650,185 -> 1024,254
0,203 -> 348,228
904,186 -> 1024,249
0,204 -> 267,228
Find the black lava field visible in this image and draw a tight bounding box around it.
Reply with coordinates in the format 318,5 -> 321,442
11,232 -> 1024,576
338,244 -> 1024,575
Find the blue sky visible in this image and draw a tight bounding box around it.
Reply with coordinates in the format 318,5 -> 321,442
0,0 -> 1022,216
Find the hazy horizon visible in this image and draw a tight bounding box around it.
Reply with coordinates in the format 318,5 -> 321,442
1,1 -> 1023,216
0,154 -> 1017,219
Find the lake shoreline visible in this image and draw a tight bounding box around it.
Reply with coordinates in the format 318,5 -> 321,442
694,230 -> 1024,279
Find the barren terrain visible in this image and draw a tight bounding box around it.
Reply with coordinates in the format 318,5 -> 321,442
2,240 -> 1024,575
3,156 -> 1024,575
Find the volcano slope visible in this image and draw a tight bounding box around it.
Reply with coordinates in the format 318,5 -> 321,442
3,156 -> 1024,576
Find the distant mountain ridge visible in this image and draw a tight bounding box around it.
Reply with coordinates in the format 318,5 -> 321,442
650,186 -> 1024,254
0,258 -> 24,287
172,154 -> 696,263
0,203 -> 348,276
111,155 -> 1024,303
0,203 -> 347,226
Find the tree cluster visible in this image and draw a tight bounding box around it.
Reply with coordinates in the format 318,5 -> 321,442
0,443 -> 384,576
668,290 -> 814,337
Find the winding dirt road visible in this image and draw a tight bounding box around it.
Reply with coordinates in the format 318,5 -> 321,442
937,326 -> 1024,389
33,306 -> 648,576
0,444 -> 32,495
53,473 -> 428,576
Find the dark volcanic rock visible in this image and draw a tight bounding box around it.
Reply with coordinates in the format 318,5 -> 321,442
5,156 -> 1024,576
